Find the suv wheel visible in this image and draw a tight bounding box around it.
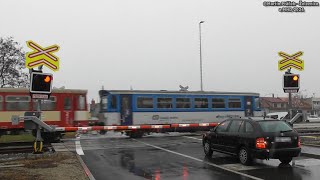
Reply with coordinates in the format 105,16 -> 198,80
204,140 -> 213,157
279,157 -> 292,164
239,147 -> 252,165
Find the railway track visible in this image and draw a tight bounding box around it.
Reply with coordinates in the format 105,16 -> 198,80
0,142 -> 52,154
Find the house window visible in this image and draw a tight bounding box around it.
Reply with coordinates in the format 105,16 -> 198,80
273,103 -> 277,108
281,103 -> 284,108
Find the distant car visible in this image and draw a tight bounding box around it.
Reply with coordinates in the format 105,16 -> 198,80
306,115 -> 320,123
266,112 -> 289,120
202,118 -> 301,165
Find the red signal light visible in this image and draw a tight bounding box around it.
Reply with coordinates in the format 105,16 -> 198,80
44,76 -> 52,83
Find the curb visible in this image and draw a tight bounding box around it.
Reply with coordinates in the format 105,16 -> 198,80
76,154 -> 96,180
301,144 -> 320,159
300,153 -> 320,159
301,143 -> 320,148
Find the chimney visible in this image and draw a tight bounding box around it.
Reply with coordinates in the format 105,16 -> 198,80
90,99 -> 95,112
272,94 -> 274,98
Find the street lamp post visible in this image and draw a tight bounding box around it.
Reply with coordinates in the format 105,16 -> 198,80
199,21 -> 205,91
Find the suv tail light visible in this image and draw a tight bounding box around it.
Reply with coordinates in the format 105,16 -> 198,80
256,137 -> 266,149
298,137 -> 301,147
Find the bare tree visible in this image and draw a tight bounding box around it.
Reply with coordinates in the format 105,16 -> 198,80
0,37 -> 29,88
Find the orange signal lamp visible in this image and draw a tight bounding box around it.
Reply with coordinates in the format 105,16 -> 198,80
44,76 -> 52,83
293,76 -> 299,81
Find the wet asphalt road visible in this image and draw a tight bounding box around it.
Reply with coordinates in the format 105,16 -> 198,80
77,133 -> 320,180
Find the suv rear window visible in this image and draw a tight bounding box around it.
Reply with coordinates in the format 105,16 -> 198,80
258,121 -> 293,133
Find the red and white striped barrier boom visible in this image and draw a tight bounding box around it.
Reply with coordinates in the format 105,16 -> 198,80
54,123 -> 219,132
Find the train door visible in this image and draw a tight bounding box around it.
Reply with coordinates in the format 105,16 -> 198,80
120,95 -> 133,126
244,96 -> 254,117
61,94 -> 74,126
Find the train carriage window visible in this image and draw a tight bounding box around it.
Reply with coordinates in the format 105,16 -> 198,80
33,97 -> 56,111
176,98 -> 191,108
64,97 -> 72,110
228,98 -> 241,108
5,96 -> 30,111
110,95 -> 117,109
0,96 -> 2,110
137,97 -> 153,108
78,95 -> 86,110
194,98 -> 208,108
157,98 -> 172,109
212,98 -> 225,108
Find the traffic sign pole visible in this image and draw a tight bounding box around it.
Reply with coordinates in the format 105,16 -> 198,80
24,40 -> 60,153
278,52 -> 304,120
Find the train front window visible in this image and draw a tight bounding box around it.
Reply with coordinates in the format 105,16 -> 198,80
157,98 -> 172,108
212,98 -> 225,108
78,95 -> 86,110
33,97 -> 56,111
110,95 -> 117,109
194,98 -> 208,108
5,96 -> 30,111
228,98 -> 241,108
137,97 -> 153,108
101,96 -> 108,110
176,98 -> 191,108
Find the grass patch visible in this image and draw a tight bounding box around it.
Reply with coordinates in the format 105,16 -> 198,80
0,134 -> 35,143
0,169 -> 41,180
62,132 -> 77,139
23,152 -> 72,169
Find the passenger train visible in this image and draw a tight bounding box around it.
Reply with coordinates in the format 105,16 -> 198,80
0,88 -> 89,141
99,90 -> 263,137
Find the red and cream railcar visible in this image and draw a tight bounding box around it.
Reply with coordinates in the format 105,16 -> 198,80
0,88 -> 89,133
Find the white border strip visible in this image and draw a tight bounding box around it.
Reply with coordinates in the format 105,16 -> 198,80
75,137 -> 85,155
183,136 -> 203,141
134,139 -> 263,180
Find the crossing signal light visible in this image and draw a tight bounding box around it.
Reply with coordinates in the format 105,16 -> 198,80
283,74 -> 300,90
30,72 -> 53,94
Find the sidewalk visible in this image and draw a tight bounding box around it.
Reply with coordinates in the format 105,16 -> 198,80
301,145 -> 320,159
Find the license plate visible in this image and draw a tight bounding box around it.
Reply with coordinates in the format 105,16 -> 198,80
275,137 -> 291,142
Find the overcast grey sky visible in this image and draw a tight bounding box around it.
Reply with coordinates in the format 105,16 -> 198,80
1,0 -> 319,101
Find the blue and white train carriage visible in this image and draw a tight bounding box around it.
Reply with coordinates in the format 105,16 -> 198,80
98,90 -> 262,136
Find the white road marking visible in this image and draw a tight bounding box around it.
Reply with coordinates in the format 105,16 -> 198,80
75,137 -> 85,155
134,139 -> 263,180
183,136 -> 202,141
